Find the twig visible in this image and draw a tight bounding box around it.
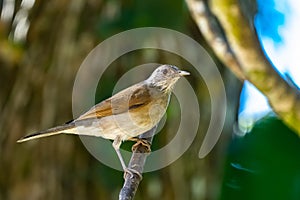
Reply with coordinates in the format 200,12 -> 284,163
119,126 -> 157,200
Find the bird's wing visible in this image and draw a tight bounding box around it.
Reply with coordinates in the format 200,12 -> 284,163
76,82 -> 151,121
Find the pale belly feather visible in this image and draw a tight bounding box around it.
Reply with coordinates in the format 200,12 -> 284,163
72,95 -> 169,141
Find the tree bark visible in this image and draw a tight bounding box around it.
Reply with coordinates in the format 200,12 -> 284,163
186,0 -> 300,135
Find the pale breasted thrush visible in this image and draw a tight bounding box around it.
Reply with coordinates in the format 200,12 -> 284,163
17,64 -> 190,175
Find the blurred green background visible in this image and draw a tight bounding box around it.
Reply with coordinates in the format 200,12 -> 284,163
221,116 -> 300,200
1,0 -> 299,200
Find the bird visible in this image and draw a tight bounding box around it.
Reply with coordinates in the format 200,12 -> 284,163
17,64 -> 190,176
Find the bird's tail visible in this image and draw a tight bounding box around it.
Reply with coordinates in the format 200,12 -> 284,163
17,122 -> 76,143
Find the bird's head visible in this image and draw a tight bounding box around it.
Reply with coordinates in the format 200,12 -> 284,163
146,65 -> 190,92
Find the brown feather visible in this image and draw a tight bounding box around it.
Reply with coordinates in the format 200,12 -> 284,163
76,82 -> 151,121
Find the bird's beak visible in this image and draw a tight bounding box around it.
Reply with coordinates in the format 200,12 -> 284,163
178,70 -> 190,76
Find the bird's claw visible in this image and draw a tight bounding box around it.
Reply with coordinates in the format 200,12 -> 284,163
131,139 -> 151,153
124,168 -> 143,180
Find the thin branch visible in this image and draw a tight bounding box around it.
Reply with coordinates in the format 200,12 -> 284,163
119,126 -> 157,200
186,0 -> 300,135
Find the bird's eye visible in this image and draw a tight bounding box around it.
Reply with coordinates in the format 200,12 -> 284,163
163,69 -> 168,75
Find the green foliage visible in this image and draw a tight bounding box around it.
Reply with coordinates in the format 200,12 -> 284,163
221,116 -> 300,199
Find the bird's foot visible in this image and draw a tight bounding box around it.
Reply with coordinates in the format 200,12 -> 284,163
131,138 -> 151,153
124,167 -> 143,180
